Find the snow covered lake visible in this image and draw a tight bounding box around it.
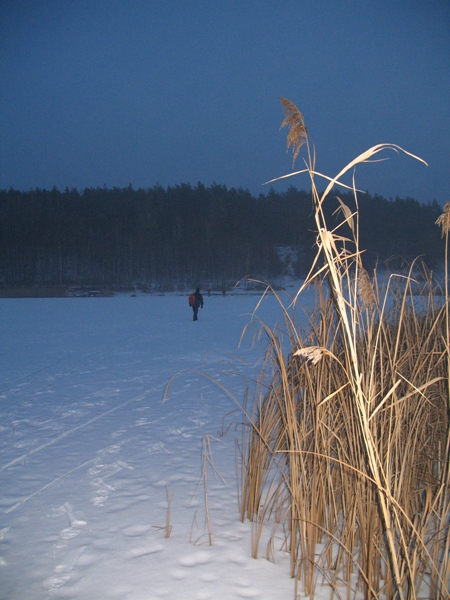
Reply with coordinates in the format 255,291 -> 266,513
0,291 -> 317,599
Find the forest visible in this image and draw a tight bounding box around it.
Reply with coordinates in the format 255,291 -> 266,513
0,183 -> 444,292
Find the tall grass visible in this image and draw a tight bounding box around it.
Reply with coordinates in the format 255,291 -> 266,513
240,99 -> 449,599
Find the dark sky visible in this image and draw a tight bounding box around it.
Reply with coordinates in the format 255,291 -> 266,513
1,1 -> 449,203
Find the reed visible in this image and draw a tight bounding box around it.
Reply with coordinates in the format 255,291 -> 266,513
240,99 -> 449,599
152,485 -> 172,538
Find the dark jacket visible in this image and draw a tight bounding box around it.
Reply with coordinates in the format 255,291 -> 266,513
194,289 -> 204,309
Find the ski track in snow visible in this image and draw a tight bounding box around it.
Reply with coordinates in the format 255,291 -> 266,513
0,293 -> 315,599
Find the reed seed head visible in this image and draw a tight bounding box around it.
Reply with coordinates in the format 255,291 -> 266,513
280,97 -> 308,165
294,345 -> 326,364
358,267 -> 376,308
435,202 -> 450,237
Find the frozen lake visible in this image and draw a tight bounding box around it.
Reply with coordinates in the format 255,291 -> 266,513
0,292 -> 320,600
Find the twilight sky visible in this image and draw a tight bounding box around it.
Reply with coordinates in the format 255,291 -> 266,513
1,1 -> 449,204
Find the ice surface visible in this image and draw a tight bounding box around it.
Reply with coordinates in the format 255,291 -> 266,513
0,291 -> 324,599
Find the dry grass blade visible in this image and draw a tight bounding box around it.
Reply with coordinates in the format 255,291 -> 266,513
334,196 -> 356,237
280,97 -> 308,165
319,142 -> 427,204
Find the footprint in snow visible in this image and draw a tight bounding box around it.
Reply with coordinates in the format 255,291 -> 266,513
59,503 -> 87,539
166,427 -> 192,438
45,506 -> 87,591
60,527 -> 81,540
43,545 -> 87,593
43,574 -> 71,591
148,441 -> 169,454
88,456 -> 132,506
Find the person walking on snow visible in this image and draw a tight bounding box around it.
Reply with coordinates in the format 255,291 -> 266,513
189,288 -> 204,321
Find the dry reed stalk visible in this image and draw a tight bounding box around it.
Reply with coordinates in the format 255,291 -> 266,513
190,435 -> 227,546
238,100 -> 449,599
165,485 -> 172,538
152,485 -> 172,538
436,202 -> 450,490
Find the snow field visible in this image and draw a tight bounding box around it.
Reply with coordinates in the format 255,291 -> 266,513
0,293 -> 308,599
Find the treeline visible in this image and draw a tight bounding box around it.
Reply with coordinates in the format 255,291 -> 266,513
0,183 -> 444,289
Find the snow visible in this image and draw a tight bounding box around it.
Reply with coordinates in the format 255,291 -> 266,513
0,291 -> 324,600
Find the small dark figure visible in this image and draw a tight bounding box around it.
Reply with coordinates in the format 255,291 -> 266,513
188,288 -> 204,321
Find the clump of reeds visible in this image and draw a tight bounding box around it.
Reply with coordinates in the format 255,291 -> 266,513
239,99 -> 449,599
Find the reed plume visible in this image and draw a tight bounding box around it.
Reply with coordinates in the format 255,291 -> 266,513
280,97 -> 308,165
436,201 -> 450,237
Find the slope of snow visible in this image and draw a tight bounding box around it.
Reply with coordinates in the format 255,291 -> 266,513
0,292 -> 326,599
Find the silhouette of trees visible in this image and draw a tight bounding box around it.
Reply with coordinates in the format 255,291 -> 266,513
0,183 -> 444,289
